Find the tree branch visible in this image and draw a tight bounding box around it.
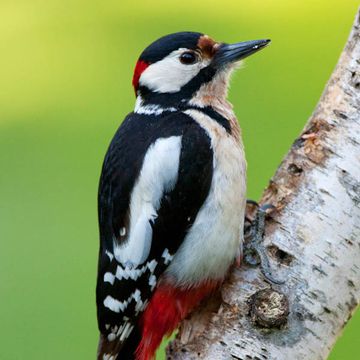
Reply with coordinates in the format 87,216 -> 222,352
167,8 -> 360,360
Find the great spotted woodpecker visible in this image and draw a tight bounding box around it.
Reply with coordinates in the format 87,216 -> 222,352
96,31 -> 270,360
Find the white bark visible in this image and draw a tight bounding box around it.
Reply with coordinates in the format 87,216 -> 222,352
167,8 -> 360,360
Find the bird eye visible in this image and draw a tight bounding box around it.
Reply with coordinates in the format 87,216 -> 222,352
179,52 -> 197,65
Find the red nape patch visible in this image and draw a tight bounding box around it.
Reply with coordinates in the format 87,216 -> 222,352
132,60 -> 149,94
135,279 -> 221,360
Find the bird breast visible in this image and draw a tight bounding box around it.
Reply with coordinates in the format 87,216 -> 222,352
165,108 -> 247,286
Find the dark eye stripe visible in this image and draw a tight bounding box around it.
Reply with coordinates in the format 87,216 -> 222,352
180,52 -> 197,65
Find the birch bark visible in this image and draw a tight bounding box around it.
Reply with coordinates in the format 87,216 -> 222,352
167,8 -> 360,360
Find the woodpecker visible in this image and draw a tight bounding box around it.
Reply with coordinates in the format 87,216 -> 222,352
96,31 -> 270,360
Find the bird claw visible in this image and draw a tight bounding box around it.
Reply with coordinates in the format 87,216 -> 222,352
244,201 -> 285,285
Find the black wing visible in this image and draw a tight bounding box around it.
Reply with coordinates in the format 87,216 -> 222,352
96,111 -> 213,358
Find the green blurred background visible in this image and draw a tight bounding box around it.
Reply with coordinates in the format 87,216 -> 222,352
1,0 -> 359,359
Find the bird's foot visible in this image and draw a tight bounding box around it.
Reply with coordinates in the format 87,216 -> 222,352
244,200 -> 285,284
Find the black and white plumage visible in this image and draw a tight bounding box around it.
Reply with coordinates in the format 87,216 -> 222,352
96,32 -> 270,360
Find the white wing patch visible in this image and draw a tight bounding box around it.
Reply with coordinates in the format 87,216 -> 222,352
114,136 -> 182,267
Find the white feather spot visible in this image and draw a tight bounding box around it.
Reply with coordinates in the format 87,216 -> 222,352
104,272 -> 115,285
120,227 -> 126,236
103,354 -> 115,360
135,298 -> 148,315
132,289 -> 141,303
147,259 -> 158,273
111,325 -> 118,333
133,289 -> 143,313
149,274 -> 157,291
103,296 -> 128,313
107,333 -> 116,342
105,250 -> 114,262
119,322 -> 134,342
162,248 -> 174,265
116,323 -> 126,337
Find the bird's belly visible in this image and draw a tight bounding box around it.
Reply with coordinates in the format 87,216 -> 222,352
166,110 -> 247,286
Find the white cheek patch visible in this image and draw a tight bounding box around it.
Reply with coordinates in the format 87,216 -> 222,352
139,49 -> 210,93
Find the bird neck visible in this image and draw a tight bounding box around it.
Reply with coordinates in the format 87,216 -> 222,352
135,68 -> 233,116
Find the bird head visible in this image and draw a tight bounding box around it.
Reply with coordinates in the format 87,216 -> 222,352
132,32 -> 270,108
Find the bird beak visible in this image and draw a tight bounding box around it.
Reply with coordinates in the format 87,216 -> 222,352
213,39 -> 271,68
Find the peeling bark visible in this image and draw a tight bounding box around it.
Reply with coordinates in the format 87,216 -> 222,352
167,8 -> 360,360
